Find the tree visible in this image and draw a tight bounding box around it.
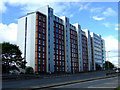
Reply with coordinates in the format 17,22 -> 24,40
103,61 -> 115,70
25,66 -> 34,74
96,63 -> 102,70
1,42 -> 26,74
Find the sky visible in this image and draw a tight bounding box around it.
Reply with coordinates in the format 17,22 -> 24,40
0,0 -> 119,67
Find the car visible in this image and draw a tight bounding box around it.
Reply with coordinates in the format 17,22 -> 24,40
116,70 -> 119,73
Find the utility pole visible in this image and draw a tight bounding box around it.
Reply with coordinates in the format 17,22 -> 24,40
106,51 -> 110,70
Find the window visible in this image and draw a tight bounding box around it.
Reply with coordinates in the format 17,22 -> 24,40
56,23 -> 58,28
43,60 -> 45,64
57,50 -> 58,54
43,28 -> 45,34
43,41 -> 45,46
59,46 -> 61,49
56,28 -> 58,33
59,41 -> 61,44
56,39 -> 58,43
43,23 -> 45,28
57,67 -> 58,71
38,53 -> 41,58
62,31 -> 64,35
39,33 -> 41,38
60,67 -> 61,71
56,45 -> 58,49
62,56 -> 64,60
39,22 -> 41,26
43,47 -> 45,52
59,35 -> 61,39
39,40 -> 41,45
60,56 -> 61,60
63,62 -> 64,66
59,25 -> 61,29
63,67 -> 64,71
60,61 -> 61,65
59,29 -> 61,33
43,66 -> 45,71
43,53 -> 45,58
62,46 -> 64,50
39,16 -> 41,20
62,36 -> 63,40
57,55 -> 58,60
39,28 -> 41,32
53,55 -> 55,59
38,46 -> 41,51
60,51 -> 61,55
62,26 -> 63,30
56,34 -> 58,38
62,41 -> 64,45
43,35 -> 45,39
43,17 -> 45,22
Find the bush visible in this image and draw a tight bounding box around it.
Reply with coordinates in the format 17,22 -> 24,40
25,67 -> 34,74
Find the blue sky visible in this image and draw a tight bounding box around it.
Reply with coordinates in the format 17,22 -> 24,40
0,1 -> 119,66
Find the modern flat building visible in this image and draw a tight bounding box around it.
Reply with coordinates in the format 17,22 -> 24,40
17,5 -> 105,73
90,33 -> 103,70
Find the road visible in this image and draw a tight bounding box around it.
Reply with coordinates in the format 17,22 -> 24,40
2,71 -> 115,88
53,77 -> 119,88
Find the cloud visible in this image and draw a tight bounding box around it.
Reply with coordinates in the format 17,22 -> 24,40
102,22 -> 110,28
0,23 -> 17,44
0,0 -> 7,13
70,14 -> 73,17
92,16 -> 104,21
104,35 -> 118,66
115,27 -> 119,30
79,3 -> 90,11
115,24 -> 120,31
104,35 -> 118,51
90,7 -> 102,13
103,8 -> 117,16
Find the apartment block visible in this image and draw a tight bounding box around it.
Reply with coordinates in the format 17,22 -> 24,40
90,33 -> 104,70
17,5 -> 105,73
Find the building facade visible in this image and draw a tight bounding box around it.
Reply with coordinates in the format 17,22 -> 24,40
17,5 -> 106,73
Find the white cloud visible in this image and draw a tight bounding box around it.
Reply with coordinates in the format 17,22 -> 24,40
90,7 -> 102,13
79,3 -> 90,11
0,0 -> 7,13
104,35 -> 118,51
70,14 -> 73,17
92,16 -> 104,21
102,22 -> 110,28
0,23 -> 17,44
103,8 -> 117,16
115,24 -> 120,31
115,27 -> 119,30
104,36 -> 118,66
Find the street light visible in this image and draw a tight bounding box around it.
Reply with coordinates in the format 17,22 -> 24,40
106,51 -> 110,70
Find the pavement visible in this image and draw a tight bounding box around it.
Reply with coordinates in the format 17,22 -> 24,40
2,71 -> 118,89
53,76 -> 118,88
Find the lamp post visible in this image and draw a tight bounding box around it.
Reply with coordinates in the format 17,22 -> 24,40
106,51 -> 110,70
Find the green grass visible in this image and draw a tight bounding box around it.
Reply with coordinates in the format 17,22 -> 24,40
116,87 -> 120,90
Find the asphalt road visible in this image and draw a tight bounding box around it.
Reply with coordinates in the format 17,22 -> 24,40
2,71 -> 114,88
53,77 -> 119,88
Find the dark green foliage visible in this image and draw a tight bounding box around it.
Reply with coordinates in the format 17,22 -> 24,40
103,61 -> 115,70
1,42 -> 26,74
96,63 -> 102,70
25,66 -> 34,74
